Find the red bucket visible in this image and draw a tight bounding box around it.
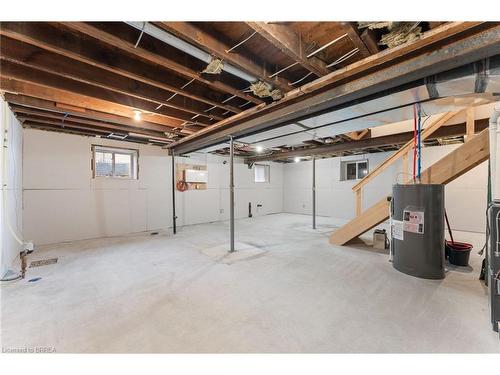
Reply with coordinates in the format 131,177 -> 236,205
445,240 -> 473,267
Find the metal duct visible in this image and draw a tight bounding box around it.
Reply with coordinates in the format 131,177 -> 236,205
126,21 -> 258,83
490,102 -> 500,201
190,56 -> 500,155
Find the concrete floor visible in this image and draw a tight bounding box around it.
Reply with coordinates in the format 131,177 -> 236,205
1,213 -> 499,353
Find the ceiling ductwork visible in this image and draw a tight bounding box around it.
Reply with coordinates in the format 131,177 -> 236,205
189,55 -> 500,155
126,21 -> 258,83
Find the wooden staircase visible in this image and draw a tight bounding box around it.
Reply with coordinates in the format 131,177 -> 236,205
329,128 -> 490,246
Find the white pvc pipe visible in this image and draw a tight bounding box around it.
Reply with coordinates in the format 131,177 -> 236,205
490,102 -> 500,202
495,113 -> 500,202
1,101 -> 24,245
126,22 -> 258,84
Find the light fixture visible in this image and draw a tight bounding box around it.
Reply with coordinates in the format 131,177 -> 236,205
133,110 -> 142,122
294,157 -> 301,163
256,145 -> 264,153
107,133 -> 128,140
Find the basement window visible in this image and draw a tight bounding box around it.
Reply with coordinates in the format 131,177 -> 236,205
92,145 -> 138,179
254,164 -> 270,183
341,160 -> 368,181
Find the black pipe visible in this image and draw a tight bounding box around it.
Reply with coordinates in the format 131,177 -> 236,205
229,136 -> 235,252
312,155 -> 316,230
171,150 -> 177,234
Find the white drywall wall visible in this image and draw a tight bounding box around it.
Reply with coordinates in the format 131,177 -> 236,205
21,124 -> 488,247
283,144 -> 488,233
22,129 -> 283,245
1,99 -> 23,277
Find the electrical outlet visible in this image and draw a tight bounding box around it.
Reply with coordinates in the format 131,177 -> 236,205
220,209 -> 224,214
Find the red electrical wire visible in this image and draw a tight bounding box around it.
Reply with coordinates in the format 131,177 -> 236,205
412,104 -> 417,182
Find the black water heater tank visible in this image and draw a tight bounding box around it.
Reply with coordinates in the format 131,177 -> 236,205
391,184 -> 445,279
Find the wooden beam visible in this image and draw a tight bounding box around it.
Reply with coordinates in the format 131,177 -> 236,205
169,22 -> 490,154
246,22 -> 331,77
360,28 -> 380,55
402,152 -> 409,183
158,22 -> 291,92
330,198 -> 390,246
55,103 -> 86,113
352,111 -> 461,192
23,120 -> 172,146
419,128 -> 489,184
20,116 -> 118,134
0,36 -> 224,121
3,93 -> 187,135
466,106 -> 475,142
0,22 -> 243,114
19,116 -> 173,143
330,128 -> 490,245
345,129 -> 370,140
355,189 -> 363,217
0,78 -> 184,130
24,121 -> 111,137
0,60 -> 213,125
62,22 -> 262,105
245,118 -> 489,163
341,22 -> 372,58
11,106 -> 173,140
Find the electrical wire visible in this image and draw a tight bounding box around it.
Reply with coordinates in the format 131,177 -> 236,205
326,48 -> 359,68
306,34 -> 348,58
133,22 -> 146,48
225,31 -> 257,53
155,78 -> 196,111
0,274 -> 22,282
289,72 -> 314,86
269,62 -> 299,79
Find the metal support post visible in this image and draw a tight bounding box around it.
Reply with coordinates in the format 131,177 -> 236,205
312,155 -> 316,229
229,136 -> 235,252
171,150 -> 177,234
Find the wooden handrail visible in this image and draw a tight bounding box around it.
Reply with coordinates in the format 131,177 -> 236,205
352,109 -> 463,192
331,127 -> 490,245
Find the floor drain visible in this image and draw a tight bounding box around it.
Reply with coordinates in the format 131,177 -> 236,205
29,258 -> 58,268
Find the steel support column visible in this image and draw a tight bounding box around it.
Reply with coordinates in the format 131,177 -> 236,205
171,150 -> 177,234
229,136 -> 235,252
312,155 -> 316,229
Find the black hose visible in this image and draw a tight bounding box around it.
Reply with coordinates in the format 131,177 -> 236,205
0,274 -> 22,282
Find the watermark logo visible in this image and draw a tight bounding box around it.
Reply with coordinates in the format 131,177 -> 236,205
2,346 -> 56,353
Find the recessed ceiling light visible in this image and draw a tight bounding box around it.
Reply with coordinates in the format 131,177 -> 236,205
256,145 -> 264,153
294,157 -> 300,163
133,110 -> 142,121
